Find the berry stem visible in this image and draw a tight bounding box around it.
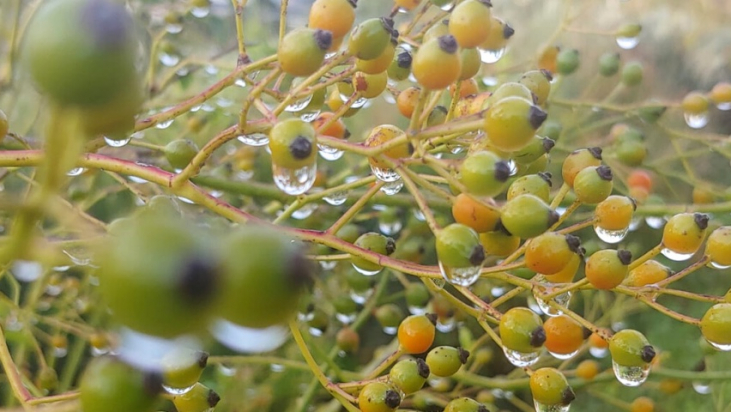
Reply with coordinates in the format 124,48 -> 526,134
0,326 -> 32,407
628,243 -> 663,270
655,255 -> 711,288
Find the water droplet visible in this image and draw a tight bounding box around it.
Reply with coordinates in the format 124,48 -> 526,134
11,260 -> 43,282
176,67 -> 189,77
439,0 -> 455,10
117,328 -> 201,372
383,93 -> 396,104
534,401 -> 571,412
491,285 -> 506,297
526,296 -> 544,314
438,261 -> 481,287
201,103 -> 215,112
319,260 -> 337,270
703,338 -> 731,351
336,312 -> 356,324
692,381 -> 712,394
710,261 -> 731,269
548,348 -> 579,360
629,217 -> 642,231
436,316 -> 456,333
350,289 -> 372,305
323,190 -> 348,206
190,6 -> 210,18
300,111 -> 321,122
91,345 -> 110,357
482,76 -> 498,87
611,321 -> 626,332
479,48 -> 505,64
660,248 -> 694,261
408,305 -> 427,316
46,283 -> 63,297
272,163 -> 317,195
379,220 -> 402,236
309,326 -> 324,337
593,225 -> 629,243
235,79 -> 247,88
67,167 -> 86,176
285,95 -> 314,112
590,346 -> 608,358
217,364 -> 237,377
164,384 -> 195,395
62,248 -> 92,266
204,65 -> 219,75
291,203 -> 318,220
176,196 -> 195,204
502,347 -> 540,367
159,52 -> 180,67
716,102 -> 731,111
104,135 -> 132,147
449,144 -> 465,154
533,277 -> 572,317
382,326 -> 398,335
156,119 -> 174,129
684,112 -> 709,129
234,170 -> 254,181
53,347 -> 68,358
644,216 -> 665,229
211,319 -> 289,353
616,36 -> 639,49
166,23 -> 183,34
433,278 -> 446,289
318,144 -> 344,161
380,180 -> 404,195
352,262 -> 382,276
612,360 -> 650,386
270,363 -> 285,373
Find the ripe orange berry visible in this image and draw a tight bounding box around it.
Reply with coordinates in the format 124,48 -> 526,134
624,260 -> 670,287
395,0 -> 421,11
543,315 -> 586,357
364,124 -> 410,170
627,169 -> 653,192
629,185 -> 650,204
575,360 -> 600,380
449,0 -> 492,48
451,193 -> 501,233
630,397 -> 655,412
311,112 -> 348,139
450,78 -> 479,98
709,82 -> 731,106
308,0 -> 355,40
412,35 -> 462,90
589,331 -> 609,349
561,147 -> 602,187
658,379 -> 683,394
398,314 -> 437,354
594,195 -> 635,231
662,213 -> 709,255
479,16 -> 514,51
480,226 -> 521,257
397,87 -> 420,118
543,252 -> 581,284
692,186 -> 715,204
585,249 -> 632,290
525,233 -> 582,276
538,45 -> 560,74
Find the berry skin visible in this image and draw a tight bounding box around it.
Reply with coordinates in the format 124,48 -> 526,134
349,18 -> 394,60
459,48 -> 482,80
585,249 -> 632,290
172,383 -> 221,412
398,314 -> 437,354
543,315 -> 586,357
538,45 -> 560,74
397,86 -> 421,118
616,139 -> 647,166
576,359 -> 600,380
451,78 -> 480,98
423,19 -> 450,44
525,233 -> 582,275
480,226 -> 521,257
164,139 -> 199,170
387,47 -> 412,81
562,147 -> 603,187
543,252 -> 581,284
396,0 -> 421,11
484,97 -> 548,152
556,49 -> 580,75
706,226 -> 731,267
589,331 -> 609,349
444,397 -> 490,412
389,358 -> 430,394
621,62 -> 644,86
573,165 -> 614,204
161,347 -> 208,390
609,329 -> 655,367
488,82 -> 535,105
375,303 -> 405,330
500,194 -> 559,239
662,213 -> 709,255
512,136 -> 555,165
710,82 -> 731,106
405,282 -> 430,308
459,150 -> 511,197
279,28 -> 332,77
358,382 -> 401,412
353,71 -> 388,98
595,195 -> 635,231
351,232 -> 396,273
364,124 -> 410,171
627,169 -> 653,192
624,260 -> 670,287
499,307 -> 546,353
630,397 -> 655,412
426,346 -> 469,377
507,173 -> 553,203
659,379 -> 683,395
700,303 -> 731,348
312,112 -> 349,140
449,0 -> 492,48
80,357 -> 161,412
436,223 -> 485,268
308,0 -> 355,39
599,52 -> 621,76
530,368 -> 575,406
412,35 -> 462,90
357,42 -> 396,74
336,327 -> 360,353
0,110 -> 7,138
479,16 -> 514,51
452,193 -> 501,233
269,118 -> 317,170
519,70 -> 553,105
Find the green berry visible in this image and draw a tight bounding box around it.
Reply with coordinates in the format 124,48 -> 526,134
499,307 -> 546,353
164,139 -> 199,170
512,136 -> 555,165
348,18 -> 393,60
80,357 -> 161,412
488,82 -> 535,105
573,165 -> 614,204
460,151 -> 511,197
444,397 -> 490,412
700,303 -> 731,348
161,348 -> 208,390
519,70 -> 552,105
358,382 -> 401,412
500,194 -> 559,239
507,173 -> 552,202
171,383 -> 220,412
425,346 -> 469,377
269,118 -> 317,169
436,223 -> 485,269
279,28 -> 332,77
556,49 -> 580,75
389,358 -> 430,394
387,47 -> 412,81
609,329 -> 655,367
375,303 -> 405,330
530,367 -> 575,406
351,232 -> 396,273
599,52 -> 620,77
405,282 -> 430,308
621,62 -> 644,86
615,139 -> 647,166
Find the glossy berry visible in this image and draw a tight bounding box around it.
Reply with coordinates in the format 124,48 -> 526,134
707,226 -> 731,267
405,282 -> 430,308
449,0 -> 492,48
279,28 -> 332,77
398,313 -> 437,354
530,368 -> 575,406
710,82 -> 731,106
479,16 -> 514,51
459,150 -> 511,197
538,45 -> 560,74
599,52 -> 621,76
576,359 -> 600,380
389,358 -> 430,394
80,357 -> 161,412
459,48 -> 482,80
387,47 -> 412,81
397,87 -> 420,118
423,19 -> 450,44
630,397 -> 655,412
444,397 -> 489,412
561,147 -> 602,187
543,252 -> 581,284
451,78 -> 480,98
412,35 -> 462,90
357,42 -> 396,74
396,0 -> 421,11
308,0 -> 355,39
513,136 -> 555,165
164,139 -> 199,170
589,331 -> 609,349
480,225 -> 521,257
488,82 -> 535,105
353,71 -> 388,98
681,91 -> 710,115
364,124 -> 410,170
426,346 -> 469,377
526,233 -> 582,275
556,49 -> 580,75
595,195 -> 635,231
616,139 -> 647,166
375,303 -> 405,331
358,382 -> 401,412
585,249 -> 631,290
507,173 -> 552,202
485,97 -> 547,152
452,193 -> 501,233
336,327 -> 360,353
609,329 -> 655,367
161,347 -> 208,390
348,18 -> 393,60
519,70 -> 552,105
627,169 -> 653,192
436,223 -> 485,268
573,165 -> 614,204
621,62 -> 644,86
500,194 -> 559,239
312,112 -> 349,140
700,303 -> 731,348
662,212 -> 709,255
172,383 -> 220,412
543,315 -> 586,357
499,307 -> 546,353
351,232 -> 396,273
624,260 -> 670,287
269,118 -> 317,169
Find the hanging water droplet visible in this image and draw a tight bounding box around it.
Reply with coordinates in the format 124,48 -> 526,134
382,326 -> 398,335
692,381 -> 712,394
210,319 -> 289,353
491,285 -> 506,297
533,286 -> 572,317
352,262 -> 382,276
53,347 -> 68,358
323,190 -> 348,206
176,67 -> 189,77
319,260 -> 337,271
644,216 -> 665,229
190,6 -> 210,18
436,316 -> 456,333
548,348 -> 579,360
117,328 -> 201,372
176,196 -> 195,204
407,305 -> 427,316
286,95 -> 314,112
234,170 -> 254,181
413,209 -> 426,221
237,133 -> 268,146
383,93 -> 396,104
156,119 -> 174,129
11,260 -> 43,282
270,363 -> 285,373
159,52 -> 180,67
379,220 -> 402,236
166,23 -> 183,34
533,401 -> 570,412
325,50 -> 338,59
308,326 -> 324,337
684,112 -> 709,129
235,79 -> 247,88
502,347 -> 540,367
629,217 -> 642,231
272,163 -> 317,195
291,203 -> 318,220
217,364 -> 237,377
449,144 -> 465,154
611,321 -> 626,332
350,289 -> 372,305
62,248 -> 92,266
612,360 -> 650,386
318,144 -> 344,161
336,312 -> 356,324
479,48 -> 505,64
526,295 -> 544,314
67,167 -> 86,177
717,102 -> 731,111
104,135 -> 132,148
660,248 -> 694,261
380,180 -> 404,195
300,110 -> 321,122
438,261 -> 481,287
593,225 -> 629,243
163,384 -> 195,395
204,65 -> 219,75
616,36 -> 639,49
590,346 -> 608,358
710,260 -> 731,269
703,337 -> 731,351
439,0 -> 455,10
482,76 -> 498,87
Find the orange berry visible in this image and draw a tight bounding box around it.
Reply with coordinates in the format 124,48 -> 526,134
585,249 -> 632,290
449,0 -> 492,48
451,193 -> 501,233
412,35 -> 462,90
356,42 -> 396,74
710,82 -> 731,106
594,195 -> 635,231
311,112 -> 348,139
397,87 -> 421,118
630,397 -> 655,412
624,260 -> 670,287
543,315 -> 586,357
589,331 -> 609,349
450,78 -> 479,98
543,253 -> 581,284
395,0 -> 421,11
398,314 -> 437,354
364,124 -> 410,170
627,169 -> 653,192
575,360 -> 600,380
537,45 -> 560,74
308,0 -> 356,39
629,186 -> 650,204
525,233 -> 582,276
692,187 -> 715,204
561,147 -> 602,187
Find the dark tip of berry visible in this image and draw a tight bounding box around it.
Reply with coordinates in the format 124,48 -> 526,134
207,389 -> 222,407
565,234 -> 582,254
503,23 -> 515,39
416,358 -> 430,378
617,249 -> 632,265
344,129 -> 352,140
582,327 -> 592,340
540,69 -> 554,81
289,135 -> 313,160
437,35 -> 459,54
347,0 -> 357,7
178,256 -> 219,305
538,171 -> 553,187
528,105 -> 548,130
408,142 -> 415,155
458,347 -> 470,364
629,197 -> 637,211
384,390 -> 401,408
494,161 -> 511,182
596,165 -> 613,181
529,92 -> 539,105
478,0 -> 493,7
397,51 -> 413,69
83,0 -> 133,49
495,219 -> 513,236
425,313 -> 438,325
561,387 -> 576,405
641,345 -> 656,363
381,17 -> 395,29
530,326 -> 546,347
470,245 -> 486,266
579,247 -> 586,257
588,147 -> 603,159
196,351 -> 209,369
286,251 -> 315,289
694,359 -> 706,372
434,105 -> 448,114
694,213 -> 710,230
142,371 -> 163,396
306,302 -> 315,313
542,137 -> 556,153
477,406 -> 489,412
547,209 -> 560,228
385,237 -> 397,255
313,29 -> 333,51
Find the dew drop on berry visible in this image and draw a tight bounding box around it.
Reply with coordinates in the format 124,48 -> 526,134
479,47 -> 505,64
684,112 -> 709,129
438,261 -> 481,287
612,360 -> 650,386
533,401 -> 571,412
190,5 -> 210,18
660,247 -> 694,262
380,180 -> 404,195
593,225 -> 629,243
237,133 -> 269,146
502,347 -> 540,367
272,163 -> 317,195
692,381 -> 712,394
